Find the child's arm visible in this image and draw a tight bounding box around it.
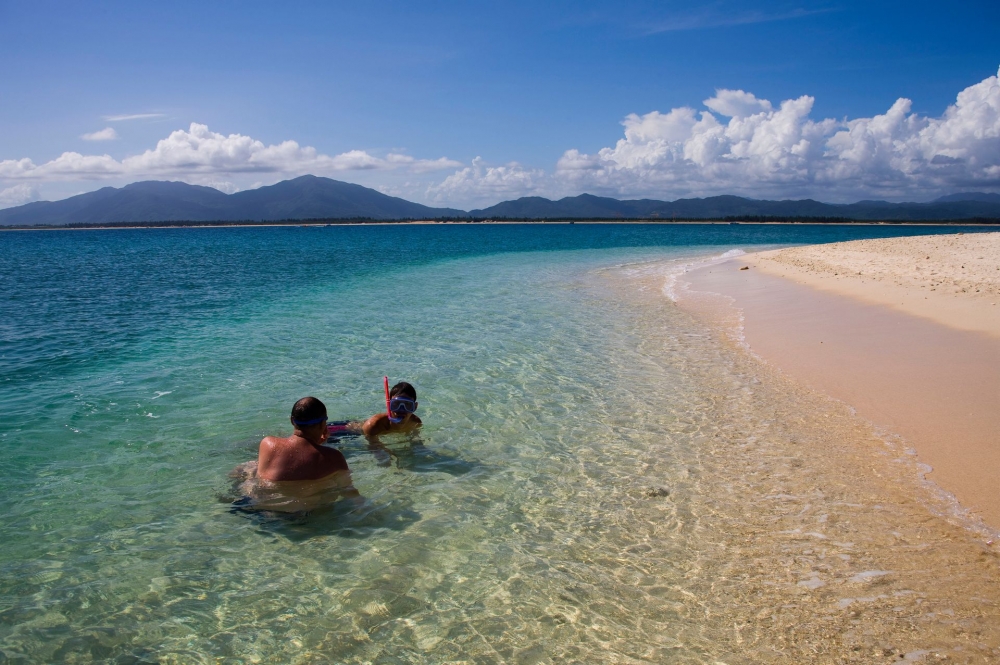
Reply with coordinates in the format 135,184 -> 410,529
362,413 -> 391,437
328,420 -> 364,436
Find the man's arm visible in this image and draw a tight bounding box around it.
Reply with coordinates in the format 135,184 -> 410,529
229,460 -> 258,479
323,449 -> 362,499
321,446 -> 352,472
338,473 -> 362,500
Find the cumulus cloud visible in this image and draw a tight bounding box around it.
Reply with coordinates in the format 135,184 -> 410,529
81,127 -> 119,141
0,123 -> 462,183
0,184 -> 40,209
703,89 -> 773,118
202,180 -> 241,194
544,67 -> 1000,202
6,70 -> 1000,208
426,157 -> 546,208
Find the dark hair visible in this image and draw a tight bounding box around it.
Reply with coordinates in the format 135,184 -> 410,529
389,382 -> 416,400
291,396 -> 327,425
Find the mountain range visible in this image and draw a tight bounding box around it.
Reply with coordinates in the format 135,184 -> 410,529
2,175 -> 999,226
0,176 -> 464,226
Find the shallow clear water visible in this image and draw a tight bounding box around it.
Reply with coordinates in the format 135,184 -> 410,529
2,224 -> 999,663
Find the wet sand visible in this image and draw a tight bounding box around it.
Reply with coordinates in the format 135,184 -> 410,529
617,263 -> 1000,662
681,233 -> 1000,531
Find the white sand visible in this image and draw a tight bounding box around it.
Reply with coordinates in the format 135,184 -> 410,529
750,231 -> 1000,338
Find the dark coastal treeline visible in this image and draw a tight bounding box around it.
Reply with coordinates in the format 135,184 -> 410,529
6,216 -> 1000,231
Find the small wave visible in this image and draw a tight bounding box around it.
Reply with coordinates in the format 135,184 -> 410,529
717,248 -> 747,260
662,248 -> 747,302
151,391 -> 172,399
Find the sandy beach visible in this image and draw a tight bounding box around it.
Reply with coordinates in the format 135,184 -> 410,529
751,232 -> 1000,338
683,232 -> 1000,530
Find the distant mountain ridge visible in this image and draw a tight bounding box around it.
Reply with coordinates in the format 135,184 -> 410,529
933,192 -> 1000,203
468,192 -> 1000,221
1,176 -> 999,226
0,176 -> 465,226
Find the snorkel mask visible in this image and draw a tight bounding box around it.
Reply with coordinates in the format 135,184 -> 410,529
384,376 -> 418,424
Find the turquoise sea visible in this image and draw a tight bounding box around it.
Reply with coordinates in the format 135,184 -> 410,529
2,223 -> 1000,663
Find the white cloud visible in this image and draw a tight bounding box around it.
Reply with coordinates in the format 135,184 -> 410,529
704,89 -> 773,118
0,184 -> 40,209
102,113 -> 165,121
5,70 -> 1000,209
0,153 -> 122,179
81,127 -> 119,141
202,180 -> 241,194
427,157 -> 546,208
421,68 -> 1000,207
386,153 -> 466,174
545,66 -> 1000,202
0,123 -> 462,183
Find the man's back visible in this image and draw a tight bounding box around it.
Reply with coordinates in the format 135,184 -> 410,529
237,396 -> 361,511
257,434 -> 350,481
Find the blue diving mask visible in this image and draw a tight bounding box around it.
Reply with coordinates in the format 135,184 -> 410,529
387,396 -> 417,423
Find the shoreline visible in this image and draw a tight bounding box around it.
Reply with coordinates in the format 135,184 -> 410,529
679,233 -> 1000,530
3,220 -> 1000,232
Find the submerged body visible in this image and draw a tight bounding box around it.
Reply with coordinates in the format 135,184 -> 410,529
236,396 -> 360,511
238,471 -> 357,512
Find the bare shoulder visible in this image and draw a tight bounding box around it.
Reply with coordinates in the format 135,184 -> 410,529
257,435 -> 289,471
362,413 -> 388,436
259,434 -> 284,448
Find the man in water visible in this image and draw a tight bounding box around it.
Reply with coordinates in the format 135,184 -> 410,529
257,396 -> 355,482
233,396 -> 359,510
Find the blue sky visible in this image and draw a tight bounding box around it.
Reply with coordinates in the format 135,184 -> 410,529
1,0 -> 998,209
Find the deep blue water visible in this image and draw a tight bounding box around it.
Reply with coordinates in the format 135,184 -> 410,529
1,223 -> 982,395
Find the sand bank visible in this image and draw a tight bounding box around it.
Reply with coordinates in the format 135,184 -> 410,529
751,232 -> 1000,338
681,232 -> 1000,530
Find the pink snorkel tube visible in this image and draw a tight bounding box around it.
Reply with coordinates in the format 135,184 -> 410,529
384,375 -> 392,419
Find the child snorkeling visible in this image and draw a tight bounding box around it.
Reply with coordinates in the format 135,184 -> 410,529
323,379 -> 421,466
362,379 -> 422,436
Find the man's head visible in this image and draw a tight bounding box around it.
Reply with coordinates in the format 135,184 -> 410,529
388,382 -> 417,423
291,396 -> 328,442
